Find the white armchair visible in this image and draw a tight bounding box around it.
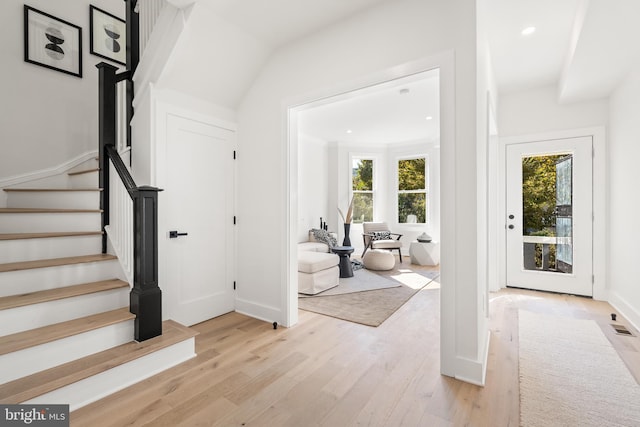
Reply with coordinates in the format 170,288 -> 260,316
362,222 -> 403,262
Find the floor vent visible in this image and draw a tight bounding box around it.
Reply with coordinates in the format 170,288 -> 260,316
612,324 -> 634,336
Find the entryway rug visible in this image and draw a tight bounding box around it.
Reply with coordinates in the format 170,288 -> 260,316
518,310 -> 640,427
298,271 -> 439,327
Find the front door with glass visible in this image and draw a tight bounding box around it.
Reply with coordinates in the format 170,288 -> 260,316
505,137 -> 593,296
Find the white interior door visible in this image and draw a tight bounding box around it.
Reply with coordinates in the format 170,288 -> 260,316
164,115 -> 235,326
506,137 -> 593,296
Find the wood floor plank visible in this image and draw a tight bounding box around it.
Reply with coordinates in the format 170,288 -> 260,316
0,279 -> 128,311
0,208 -> 102,214
0,231 -> 102,240
0,253 -> 116,273
68,168 -> 100,176
70,260 -> 640,426
3,188 -> 102,192
0,307 -> 133,356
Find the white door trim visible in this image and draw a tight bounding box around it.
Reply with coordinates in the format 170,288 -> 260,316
498,127 -> 606,300
284,51 -> 461,378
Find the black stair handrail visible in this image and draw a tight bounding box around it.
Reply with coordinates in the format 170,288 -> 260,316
95,0 -> 161,342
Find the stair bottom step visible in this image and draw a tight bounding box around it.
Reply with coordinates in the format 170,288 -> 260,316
0,321 -> 197,410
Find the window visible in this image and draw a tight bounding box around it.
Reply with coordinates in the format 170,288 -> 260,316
398,157 -> 427,224
352,158 -> 374,223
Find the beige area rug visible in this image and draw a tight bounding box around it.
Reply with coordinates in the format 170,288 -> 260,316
519,310 -> 640,427
298,270 -> 439,327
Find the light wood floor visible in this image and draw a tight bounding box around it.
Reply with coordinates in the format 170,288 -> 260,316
71,260 -> 639,426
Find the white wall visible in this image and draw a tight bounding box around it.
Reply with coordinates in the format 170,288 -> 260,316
235,0 -> 486,384
498,84 -> 609,137
297,134 -> 329,242
475,0 -> 498,384
608,67 -> 640,330
0,0 -> 124,182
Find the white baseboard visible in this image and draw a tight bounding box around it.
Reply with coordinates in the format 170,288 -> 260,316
235,298 -> 283,327
608,291 -> 640,333
454,350 -> 488,386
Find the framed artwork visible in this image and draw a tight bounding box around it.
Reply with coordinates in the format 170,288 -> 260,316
90,5 -> 126,65
24,5 -> 83,78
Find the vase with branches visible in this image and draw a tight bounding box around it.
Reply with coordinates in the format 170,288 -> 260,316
338,196 -> 354,247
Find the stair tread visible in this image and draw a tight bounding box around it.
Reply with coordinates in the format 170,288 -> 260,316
0,254 -> 117,273
4,188 -> 102,192
68,168 -> 100,176
0,279 -> 128,311
0,320 -> 196,404
0,208 -> 102,213
0,231 -> 103,241
0,307 -> 134,356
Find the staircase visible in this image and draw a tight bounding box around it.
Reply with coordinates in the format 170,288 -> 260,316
0,160 -> 197,410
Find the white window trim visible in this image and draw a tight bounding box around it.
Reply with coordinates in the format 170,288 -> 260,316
350,154 -> 377,223
396,154 -> 429,225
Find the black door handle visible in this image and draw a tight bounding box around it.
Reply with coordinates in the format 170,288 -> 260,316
169,230 -> 188,238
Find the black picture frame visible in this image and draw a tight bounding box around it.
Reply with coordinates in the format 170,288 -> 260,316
24,5 -> 83,78
90,5 -> 126,66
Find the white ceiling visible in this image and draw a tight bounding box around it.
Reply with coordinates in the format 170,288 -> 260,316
484,0 -> 583,94
199,0 -> 391,50
301,0 -> 640,143
162,0 -> 640,142
485,0 -> 640,101
298,70 -> 440,145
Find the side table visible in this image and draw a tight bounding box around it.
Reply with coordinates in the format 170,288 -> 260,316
331,246 -> 354,278
409,241 -> 440,266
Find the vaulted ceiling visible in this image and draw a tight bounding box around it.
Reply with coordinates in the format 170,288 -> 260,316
159,0 -> 640,143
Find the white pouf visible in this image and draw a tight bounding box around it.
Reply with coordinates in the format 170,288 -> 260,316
363,249 -> 395,271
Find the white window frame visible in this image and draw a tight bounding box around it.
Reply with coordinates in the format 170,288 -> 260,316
397,154 -> 429,225
350,156 -> 376,223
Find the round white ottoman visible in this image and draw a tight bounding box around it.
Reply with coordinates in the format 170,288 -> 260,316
363,249 -> 395,270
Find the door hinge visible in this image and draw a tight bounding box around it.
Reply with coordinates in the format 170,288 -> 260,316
233,150 -> 236,159
233,281 -> 236,290
592,275 -> 595,284
233,216 -> 236,225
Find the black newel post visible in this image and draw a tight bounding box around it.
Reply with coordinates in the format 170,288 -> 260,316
130,186 -> 163,341
96,62 -> 118,254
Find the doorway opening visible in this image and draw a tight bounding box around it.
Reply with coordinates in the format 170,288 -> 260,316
288,68 -> 441,326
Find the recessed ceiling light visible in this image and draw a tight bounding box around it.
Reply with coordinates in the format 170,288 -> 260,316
425,116 -> 433,121
521,26 -> 536,36
346,129 -> 353,134
399,88 -> 410,95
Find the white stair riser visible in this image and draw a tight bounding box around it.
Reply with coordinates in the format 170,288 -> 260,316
0,212 -> 101,233
0,235 -> 102,264
0,260 -> 120,297
6,191 -> 100,210
0,288 -> 130,336
25,338 -> 196,411
69,172 -> 98,189
0,319 -> 134,384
